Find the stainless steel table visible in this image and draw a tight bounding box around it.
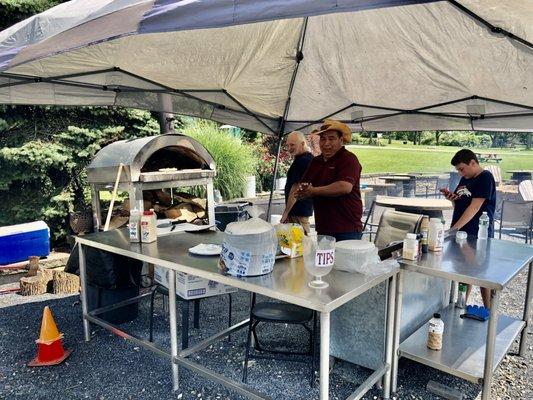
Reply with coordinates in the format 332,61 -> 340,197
76,229 -> 398,400
392,237 -> 533,400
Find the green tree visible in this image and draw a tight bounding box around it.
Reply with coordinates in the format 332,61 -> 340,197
0,107 -> 159,243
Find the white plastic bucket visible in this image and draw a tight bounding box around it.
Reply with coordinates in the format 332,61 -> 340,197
244,175 -> 256,198
275,177 -> 287,191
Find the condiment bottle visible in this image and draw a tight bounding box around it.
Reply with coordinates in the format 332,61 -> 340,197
428,218 -> 444,252
141,210 -> 157,243
129,209 -> 141,242
402,233 -> 419,260
420,216 -> 429,253
427,313 -> 444,351
456,282 -> 467,309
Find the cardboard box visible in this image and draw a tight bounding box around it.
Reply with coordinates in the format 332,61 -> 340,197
154,266 -> 237,300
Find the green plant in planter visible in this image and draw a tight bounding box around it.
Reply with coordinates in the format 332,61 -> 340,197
182,120 -> 257,200
250,137 -> 291,192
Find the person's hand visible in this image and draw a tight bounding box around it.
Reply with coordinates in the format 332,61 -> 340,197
280,212 -> 289,223
440,187 -> 459,201
296,183 -> 314,199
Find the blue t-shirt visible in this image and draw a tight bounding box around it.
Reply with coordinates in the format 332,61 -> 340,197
284,152 -> 313,217
451,170 -> 496,237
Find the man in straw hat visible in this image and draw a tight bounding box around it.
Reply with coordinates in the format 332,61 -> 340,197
283,131 -> 314,234
282,119 -> 363,241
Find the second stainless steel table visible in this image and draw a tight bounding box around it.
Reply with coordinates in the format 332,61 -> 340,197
76,229 -> 398,400
393,237 -> 533,400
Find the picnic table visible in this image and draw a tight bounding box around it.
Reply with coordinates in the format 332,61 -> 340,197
375,195 -> 453,218
476,153 -> 502,163
381,176 -> 411,197
508,170 -> 532,184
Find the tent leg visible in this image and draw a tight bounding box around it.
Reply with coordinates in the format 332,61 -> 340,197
267,133 -> 284,222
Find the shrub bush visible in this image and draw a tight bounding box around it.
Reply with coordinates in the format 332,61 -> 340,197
182,120 -> 256,200
247,135 -> 292,193
439,132 -> 490,147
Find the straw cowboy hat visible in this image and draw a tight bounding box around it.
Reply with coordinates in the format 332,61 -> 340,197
311,119 -> 352,144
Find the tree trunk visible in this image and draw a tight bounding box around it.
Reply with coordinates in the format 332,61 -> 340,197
435,132 -> 441,146
158,112 -> 174,134
527,132 -> 532,150
157,94 -> 174,134
491,133 -> 499,148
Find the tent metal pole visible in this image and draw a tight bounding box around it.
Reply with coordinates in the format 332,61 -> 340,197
289,96 -> 477,131
267,17 -> 309,220
475,96 -> 533,111
223,90 -> 277,134
480,112 -> 533,120
119,68 -> 279,134
448,0 -> 533,50
267,129 -> 284,221
9,74 -> 279,133
292,103 -> 354,132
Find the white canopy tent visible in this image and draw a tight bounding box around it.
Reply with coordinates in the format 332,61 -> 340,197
0,0 -> 531,212
0,0 -> 532,135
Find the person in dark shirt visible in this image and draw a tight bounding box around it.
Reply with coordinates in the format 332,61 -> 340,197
282,119 -> 363,241
443,149 -> 496,308
282,131 -> 314,233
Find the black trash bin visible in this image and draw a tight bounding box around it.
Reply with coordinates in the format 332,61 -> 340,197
66,244 -> 142,324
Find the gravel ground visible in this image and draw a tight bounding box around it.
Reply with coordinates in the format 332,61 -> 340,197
1,233 -> 531,400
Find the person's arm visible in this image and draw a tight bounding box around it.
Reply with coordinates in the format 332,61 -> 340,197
281,184 -> 299,223
296,181 -> 353,199
297,151 -> 358,199
450,197 -> 485,231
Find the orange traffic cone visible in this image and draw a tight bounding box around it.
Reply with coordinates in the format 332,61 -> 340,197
28,306 -> 72,367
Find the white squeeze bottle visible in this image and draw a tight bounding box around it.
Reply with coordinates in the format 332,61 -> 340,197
129,209 -> 141,242
427,313 -> 444,351
428,218 -> 444,252
478,211 -> 489,240
402,233 -> 419,260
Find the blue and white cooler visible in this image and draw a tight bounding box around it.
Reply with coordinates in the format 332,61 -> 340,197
0,221 -> 50,265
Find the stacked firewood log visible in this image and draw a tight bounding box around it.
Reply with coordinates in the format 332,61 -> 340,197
111,190 -> 208,229
19,257 -> 79,296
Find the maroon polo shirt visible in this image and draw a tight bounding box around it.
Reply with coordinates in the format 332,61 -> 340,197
300,147 -> 363,234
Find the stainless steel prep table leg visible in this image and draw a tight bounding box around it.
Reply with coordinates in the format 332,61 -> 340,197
168,269 -> 180,390
382,274 -> 397,399
320,311 -> 330,400
78,243 -> 91,342
519,261 -> 532,356
391,270 -> 403,393
481,289 -> 501,400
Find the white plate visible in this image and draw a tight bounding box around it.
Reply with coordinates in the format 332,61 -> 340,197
188,243 -> 222,256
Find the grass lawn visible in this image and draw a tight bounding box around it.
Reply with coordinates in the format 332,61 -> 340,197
347,145 -> 533,178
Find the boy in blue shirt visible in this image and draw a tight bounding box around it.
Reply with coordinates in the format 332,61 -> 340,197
442,149 -> 496,308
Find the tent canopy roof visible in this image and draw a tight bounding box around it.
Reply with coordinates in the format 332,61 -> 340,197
0,0 -> 532,133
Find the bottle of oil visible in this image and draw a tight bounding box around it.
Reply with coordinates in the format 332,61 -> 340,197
420,216 -> 429,253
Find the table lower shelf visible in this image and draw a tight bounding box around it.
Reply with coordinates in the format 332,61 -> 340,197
399,304 -> 525,383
